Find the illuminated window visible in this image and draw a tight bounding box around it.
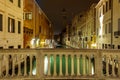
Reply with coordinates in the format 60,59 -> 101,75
0,14 -> 3,31
18,21 -> 21,33
18,0 -> 21,8
9,0 -> 13,3
23,12 -> 32,20
8,17 -> 15,33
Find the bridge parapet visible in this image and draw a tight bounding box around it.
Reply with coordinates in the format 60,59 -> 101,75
0,49 -> 120,80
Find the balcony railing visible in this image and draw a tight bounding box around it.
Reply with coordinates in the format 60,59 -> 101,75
0,49 -> 120,80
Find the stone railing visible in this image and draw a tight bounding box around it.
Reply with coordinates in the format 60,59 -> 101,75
0,49 -> 120,80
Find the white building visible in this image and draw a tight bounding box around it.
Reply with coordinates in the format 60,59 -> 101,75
96,0 -> 120,49
0,0 -> 23,49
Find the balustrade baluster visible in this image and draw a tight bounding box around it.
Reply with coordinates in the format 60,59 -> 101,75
66,55 -> 68,76
112,57 -> 115,77
0,55 -> 2,77
36,56 -> 39,76
106,57 -> 109,76
24,55 -> 27,76
71,55 -> 74,76
83,55 -> 86,76
6,55 -> 9,77
118,58 -> 120,77
12,55 -> 15,76
60,54 -> 63,76
48,55 -> 51,76
18,55 -> 22,76
54,54 -> 57,76
77,55 -> 80,76
89,56 -> 92,76
30,55 -> 33,76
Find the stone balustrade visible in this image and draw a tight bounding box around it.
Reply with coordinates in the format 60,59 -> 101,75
0,49 -> 120,80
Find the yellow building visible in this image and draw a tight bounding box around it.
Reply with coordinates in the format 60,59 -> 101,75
23,0 -> 53,48
0,0 -> 23,49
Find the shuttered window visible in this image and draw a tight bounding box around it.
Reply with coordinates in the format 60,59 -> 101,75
0,14 -> 3,31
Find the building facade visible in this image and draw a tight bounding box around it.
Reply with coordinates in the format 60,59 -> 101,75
23,0 -> 53,48
96,0 -> 120,49
82,4 -> 96,49
70,3 -> 96,49
65,24 -> 71,46
70,15 -> 79,48
0,0 -> 23,49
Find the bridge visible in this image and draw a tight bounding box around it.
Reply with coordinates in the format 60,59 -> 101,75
0,49 -> 120,80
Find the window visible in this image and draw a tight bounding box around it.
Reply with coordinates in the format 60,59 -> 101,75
18,45 -> 21,49
118,18 -> 120,31
18,0 -> 21,8
91,37 -> 93,41
105,24 -> 107,34
103,5 -> 105,14
112,45 -> 114,49
78,31 -> 82,36
108,22 -> 111,33
105,44 -> 107,49
39,26 -> 41,33
18,21 -> 21,33
0,47 -> 3,49
102,44 -> 104,49
108,44 -> 111,49
106,1 -> 108,12
68,38 -> 70,41
118,45 -> 120,49
109,0 -> 111,9
9,46 -> 14,49
0,14 -> 3,31
9,0 -> 13,3
85,37 -> 87,41
23,12 -> 32,20
8,17 -> 15,33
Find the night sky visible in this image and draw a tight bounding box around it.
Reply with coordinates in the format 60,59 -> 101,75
36,0 -> 100,35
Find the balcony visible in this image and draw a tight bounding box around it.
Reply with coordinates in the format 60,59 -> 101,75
0,49 -> 120,80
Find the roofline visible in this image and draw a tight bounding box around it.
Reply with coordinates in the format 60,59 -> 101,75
34,0 -> 52,24
95,0 -> 104,8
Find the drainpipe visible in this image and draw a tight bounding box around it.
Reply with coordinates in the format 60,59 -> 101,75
111,0 -> 113,49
